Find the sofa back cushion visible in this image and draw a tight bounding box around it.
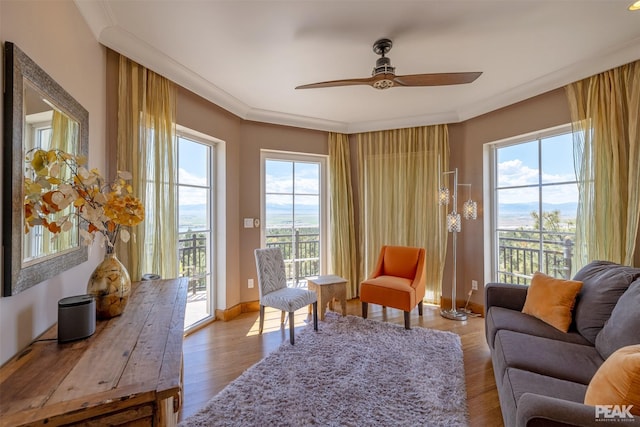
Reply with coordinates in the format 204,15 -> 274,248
572,261 -> 640,344
595,280 -> 640,359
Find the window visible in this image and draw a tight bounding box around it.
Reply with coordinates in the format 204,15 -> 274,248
489,125 -> 578,285
261,151 -> 328,287
177,127 -> 220,329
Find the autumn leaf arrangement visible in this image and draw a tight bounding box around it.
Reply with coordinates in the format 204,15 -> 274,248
24,149 -> 144,250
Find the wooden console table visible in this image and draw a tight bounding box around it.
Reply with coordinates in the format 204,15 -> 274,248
0,277 -> 188,427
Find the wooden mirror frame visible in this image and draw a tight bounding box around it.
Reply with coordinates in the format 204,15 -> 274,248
2,42 -> 89,296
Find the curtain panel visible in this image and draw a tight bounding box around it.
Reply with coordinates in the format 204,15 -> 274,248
566,60 -> 640,268
356,125 -> 449,304
328,133 -> 358,299
116,55 -> 178,280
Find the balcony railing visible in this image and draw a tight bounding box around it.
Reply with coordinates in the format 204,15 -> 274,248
497,230 -> 574,285
266,227 -> 320,287
179,232 -> 208,294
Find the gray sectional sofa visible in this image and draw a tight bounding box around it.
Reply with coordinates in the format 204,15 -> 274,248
485,261 -> 640,427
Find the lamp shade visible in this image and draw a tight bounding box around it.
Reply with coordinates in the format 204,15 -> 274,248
447,212 -> 461,232
463,199 -> 477,220
438,186 -> 450,205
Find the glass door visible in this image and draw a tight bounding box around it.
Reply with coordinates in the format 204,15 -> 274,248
261,151 -> 327,287
178,132 -> 216,329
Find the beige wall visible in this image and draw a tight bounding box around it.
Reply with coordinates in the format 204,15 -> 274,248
447,88 -> 572,309
238,121 -> 327,302
0,1 -> 107,365
0,0 -> 609,366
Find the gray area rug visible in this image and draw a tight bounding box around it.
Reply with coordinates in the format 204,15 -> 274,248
180,312 -> 469,427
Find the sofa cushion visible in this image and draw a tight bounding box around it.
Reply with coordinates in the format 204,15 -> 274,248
493,330 -> 603,385
497,368 -> 589,427
595,280 -> 640,359
522,272 -> 583,332
486,306 -> 591,349
573,261 -> 640,344
584,344 -> 640,416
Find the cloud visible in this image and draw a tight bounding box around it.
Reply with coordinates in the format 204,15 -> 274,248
498,160 -> 578,204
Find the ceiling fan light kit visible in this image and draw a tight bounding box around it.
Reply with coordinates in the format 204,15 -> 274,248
296,38 -> 482,91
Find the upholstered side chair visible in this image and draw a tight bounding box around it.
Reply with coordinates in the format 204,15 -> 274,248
360,245 -> 426,329
254,247 -> 318,344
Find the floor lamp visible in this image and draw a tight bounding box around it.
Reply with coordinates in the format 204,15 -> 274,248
439,168 -> 477,321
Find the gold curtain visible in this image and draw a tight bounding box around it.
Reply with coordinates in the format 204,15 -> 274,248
44,110 -> 79,253
566,60 -> 640,268
328,132 -> 358,298
117,55 -> 178,280
356,125 -> 449,303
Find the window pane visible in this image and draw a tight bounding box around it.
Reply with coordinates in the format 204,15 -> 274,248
541,183 -> 578,244
266,160 -> 293,193
179,187 -> 209,232
266,194 -> 293,228
497,141 -> 539,187
496,187 -> 539,230
541,133 -> 575,184
294,195 -> 319,227
294,162 -> 319,195
179,136 -> 209,186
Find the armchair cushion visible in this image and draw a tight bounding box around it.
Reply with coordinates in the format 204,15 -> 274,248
360,275 -> 414,312
381,246 -> 422,280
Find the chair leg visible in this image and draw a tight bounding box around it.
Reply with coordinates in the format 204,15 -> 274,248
259,305 -> 265,334
362,302 -> 368,319
289,311 -> 295,345
404,311 -> 410,330
281,311 -> 286,324
313,301 -> 318,331
418,300 -> 423,316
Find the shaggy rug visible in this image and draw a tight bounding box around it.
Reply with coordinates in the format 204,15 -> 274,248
180,312 -> 469,427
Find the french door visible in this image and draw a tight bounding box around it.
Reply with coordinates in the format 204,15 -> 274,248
261,151 -> 328,287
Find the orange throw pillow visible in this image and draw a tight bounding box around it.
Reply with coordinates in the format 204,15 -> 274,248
522,272 -> 583,332
584,345 -> 640,416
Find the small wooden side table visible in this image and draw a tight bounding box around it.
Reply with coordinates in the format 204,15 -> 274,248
307,275 -> 347,320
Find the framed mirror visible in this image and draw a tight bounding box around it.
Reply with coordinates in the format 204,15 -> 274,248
2,42 -> 89,296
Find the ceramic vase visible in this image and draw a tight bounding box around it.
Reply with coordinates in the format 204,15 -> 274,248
87,248 -> 131,319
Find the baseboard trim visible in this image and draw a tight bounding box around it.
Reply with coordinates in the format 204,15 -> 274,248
215,301 -> 260,322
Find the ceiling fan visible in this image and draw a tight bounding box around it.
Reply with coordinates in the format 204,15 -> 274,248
296,38 -> 482,90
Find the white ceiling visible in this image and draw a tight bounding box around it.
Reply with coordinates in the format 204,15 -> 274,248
75,0 -> 640,133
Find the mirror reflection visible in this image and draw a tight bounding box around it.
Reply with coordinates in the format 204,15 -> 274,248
22,79 -> 81,264
3,41 -> 88,296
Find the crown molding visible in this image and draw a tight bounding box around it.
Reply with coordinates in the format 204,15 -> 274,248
457,35 -> 640,123
74,0 -> 640,134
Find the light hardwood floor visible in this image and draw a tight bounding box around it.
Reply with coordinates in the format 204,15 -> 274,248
180,299 -> 504,426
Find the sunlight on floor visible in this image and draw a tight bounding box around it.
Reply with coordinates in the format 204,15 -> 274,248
185,290 -> 210,329
245,306 -> 314,337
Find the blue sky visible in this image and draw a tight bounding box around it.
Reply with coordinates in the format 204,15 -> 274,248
497,132 -> 578,205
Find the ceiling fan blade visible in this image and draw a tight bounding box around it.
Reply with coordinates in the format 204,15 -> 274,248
393,72 -> 482,87
296,76 -> 375,89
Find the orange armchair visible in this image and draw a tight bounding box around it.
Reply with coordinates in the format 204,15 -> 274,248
360,245 -> 426,329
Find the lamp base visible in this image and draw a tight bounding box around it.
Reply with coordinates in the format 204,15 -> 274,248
440,309 -> 468,321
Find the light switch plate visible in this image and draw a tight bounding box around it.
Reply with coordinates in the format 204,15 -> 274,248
243,218 -> 253,228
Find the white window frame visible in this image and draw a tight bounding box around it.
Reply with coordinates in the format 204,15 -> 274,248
260,150 -> 329,278
483,123 -> 575,285
176,124 -> 226,328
